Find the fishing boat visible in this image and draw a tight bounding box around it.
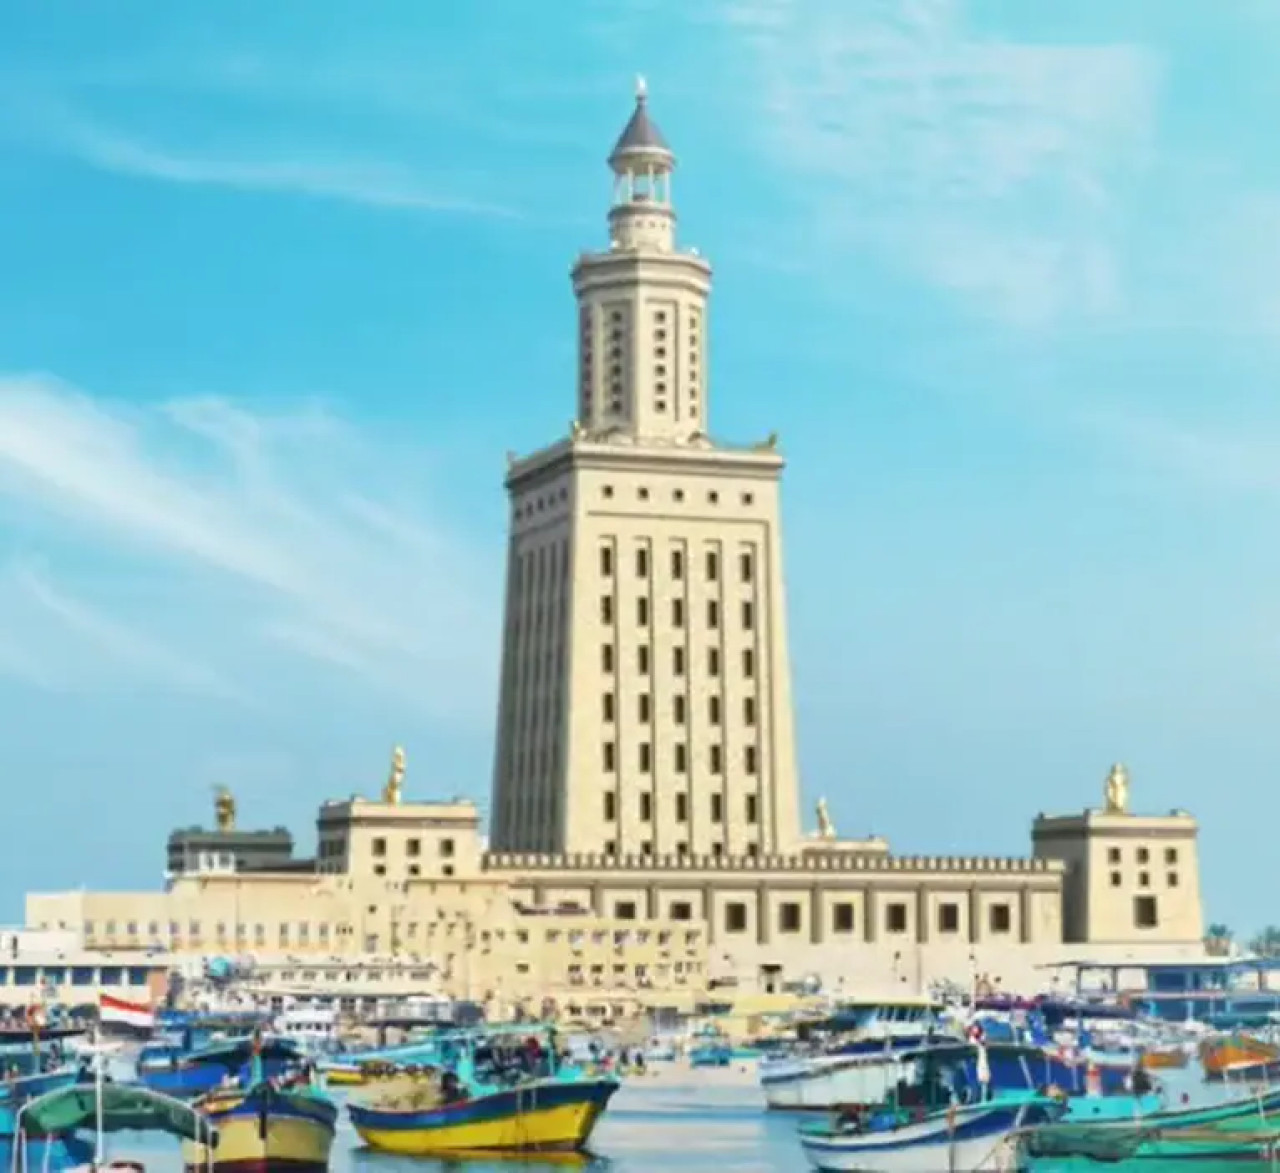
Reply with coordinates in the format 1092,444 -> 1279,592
10,1079 -> 219,1172
184,1080 -> 337,1172
798,1091 -> 1065,1172
1199,1032 -> 1280,1080
760,998 -> 946,1110
137,1035 -> 304,1099
348,1072 -> 619,1155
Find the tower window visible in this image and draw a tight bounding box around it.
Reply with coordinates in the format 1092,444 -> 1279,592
600,547 -> 613,575
636,549 -> 648,576
706,551 -> 719,580
674,695 -> 687,724
673,489 -> 684,503
602,644 -> 614,671
676,793 -> 688,821
637,597 -> 649,625
638,487 -> 650,501
708,491 -> 719,504
603,742 -> 616,771
640,793 -> 652,821
744,696 -> 757,725
710,745 -> 723,774
746,795 -> 758,824
639,743 -> 652,772
604,792 -> 616,821
745,745 -> 758,775
707,600 -> 720,628
740,552 -> 753,581
638,645 -> 650,672
673,647 -> 685,675
741,493 -> 754,507
675,744 -> 687,772
711,793 -> 723,822
742,601 -> 754,630
600,595 -> 613,623
672,599 -> 685,627
743,648 -> 755,677
709,696 -> 721,725
638,693 -> 651,721
671,549 -> 684,578
602,692 -> 615,721
708,648 -> 720,676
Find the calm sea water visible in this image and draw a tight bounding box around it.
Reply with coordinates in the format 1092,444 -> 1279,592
112,1069 -> 800,1171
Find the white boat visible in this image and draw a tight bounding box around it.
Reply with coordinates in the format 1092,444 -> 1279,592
272,1003 -> 339,1053
761,998 -> 946,1111
798,1094 -> 1063,1173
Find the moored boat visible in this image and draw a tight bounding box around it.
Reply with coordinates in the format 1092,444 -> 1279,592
137,1035 -> 304,1100
184,1080 -> 337,1172
1200,1032 -> 1280,1080
798,1092 -> 1064,1173
348,1073 -> 619,1155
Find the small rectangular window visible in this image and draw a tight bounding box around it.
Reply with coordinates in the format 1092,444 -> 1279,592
674,695 -> 687,724
676,793 -> 688,821
741,601 -> 754,630
600,595 -> 613,623
886,903 -> 909,933
672,599 -> 685,627
675,743 -> 687,772
832,903 -> 855,934
711,793 -> 723,822
640,793 -> 652,821
710,745 -> 723,774
708,647 -> 720,676
706,551 -> 719,581
989,904 -> 1013,934
744,696 -> 757,725
639,743 -> 652,772
636,548 -> 648,576
602,644 -> 614,672
724,903 -> 747,933
638,645 -> 650,673
603,742 -> 616,771
603,692 -> 615,721
673,647 -> 685,675
638,693 -> 651,721
709,695 -> 721,724
1135,896 -> 1159,929
742,648 -> 754,678
707,600 -> 720,628
745,745 -> 758,774
600,547 -> 613,575
745,794 -> 758,824
740,552 -> 753,582
604,792 -> 616,820
778,903 -> 802,934
672,549 -> 684,579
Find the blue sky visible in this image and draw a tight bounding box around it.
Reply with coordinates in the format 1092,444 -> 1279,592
1,0 -> 1277,934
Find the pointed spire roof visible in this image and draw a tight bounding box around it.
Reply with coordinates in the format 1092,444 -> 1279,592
608,76 -> 673,169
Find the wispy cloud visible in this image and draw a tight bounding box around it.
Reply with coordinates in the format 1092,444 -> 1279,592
0,375 -> 500,725
711,0 -> 1156,325
0,88 -> 519,218
2,558 -> 237,698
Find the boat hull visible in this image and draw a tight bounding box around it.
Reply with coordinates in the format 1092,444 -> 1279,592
761,1052 -> 919,1111
349,1078 -> 618,1155
182,1084 -> 337,1173
800,1098 -> 1060,1173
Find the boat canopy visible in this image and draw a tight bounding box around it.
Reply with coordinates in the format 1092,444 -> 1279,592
186,1033 -> 302,1068
18,1083 -> 219,1144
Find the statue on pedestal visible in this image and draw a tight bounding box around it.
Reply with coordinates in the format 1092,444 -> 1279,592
383,745 -> 406,804
1104,763 -> 1130,814
214,786 -> 236,832
816,798 -> 836,840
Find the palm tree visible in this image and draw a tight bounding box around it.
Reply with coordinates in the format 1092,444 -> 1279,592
1249,926 -> 1280,958
1205,923 -> 1234,956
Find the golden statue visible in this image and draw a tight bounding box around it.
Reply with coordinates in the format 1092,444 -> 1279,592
383,745 -> 406,804
816,798 -> 836,840
214,786 -> 236,832
1104,763 -> 1130,814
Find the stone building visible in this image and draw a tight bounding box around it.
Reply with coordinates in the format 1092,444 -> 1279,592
24,85 -> 1208,1010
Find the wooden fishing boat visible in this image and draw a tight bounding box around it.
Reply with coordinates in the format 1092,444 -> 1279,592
184,1080 -> 337,1172
1138,1045 -> 1188,1070
11,1080 -> 219,1172
1199,1033 -> 1280,1080
348,1072 -> 619,1155
798,1092 -> 1064,1173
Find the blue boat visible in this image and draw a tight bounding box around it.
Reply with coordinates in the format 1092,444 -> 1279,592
137,1033 -> 305,1099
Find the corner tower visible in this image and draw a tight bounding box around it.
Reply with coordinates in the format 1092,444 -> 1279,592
489,82 -> 802,861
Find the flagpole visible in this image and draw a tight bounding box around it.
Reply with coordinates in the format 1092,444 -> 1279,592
93,1024 -> 105,1167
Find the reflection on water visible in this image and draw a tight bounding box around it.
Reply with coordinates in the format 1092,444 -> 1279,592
338,1075 -> 796,1173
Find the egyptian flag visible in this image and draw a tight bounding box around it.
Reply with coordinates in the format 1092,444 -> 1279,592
98,994 -> 155,1041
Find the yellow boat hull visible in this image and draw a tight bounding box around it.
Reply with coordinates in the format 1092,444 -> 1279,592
182,1086 -> 337,1172
350,1078 -> 618,1155
321,1068 -> 365,1087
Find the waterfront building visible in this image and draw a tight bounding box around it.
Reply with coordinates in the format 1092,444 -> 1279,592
23,85 -> 1209,1013
167,787 -> 298,877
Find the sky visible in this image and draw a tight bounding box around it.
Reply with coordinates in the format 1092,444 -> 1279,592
0,0 -> 1277,933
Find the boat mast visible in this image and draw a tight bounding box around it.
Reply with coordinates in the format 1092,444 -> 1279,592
93,1025 -> 105,1167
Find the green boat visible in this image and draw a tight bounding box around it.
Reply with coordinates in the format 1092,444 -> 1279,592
1024,1086 -> 1280,1166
